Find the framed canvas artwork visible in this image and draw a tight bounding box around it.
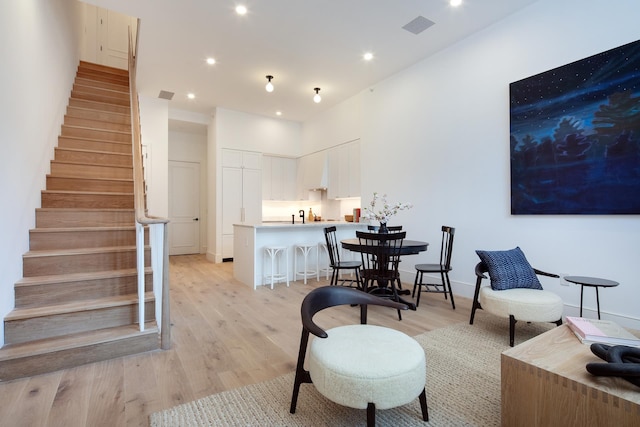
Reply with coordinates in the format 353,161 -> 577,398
510,39 -> 640,214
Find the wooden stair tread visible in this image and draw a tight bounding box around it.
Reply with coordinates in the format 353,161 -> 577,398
62,124 -> 130,135
46,174 -> 133,183
73,82 -> 129,94
79,61 -> 129,74
71,78 -> 129,88
15,267 -> 152,287
68,103 -> 129,113
58,135 -> 130,145
70,92 -> 130,107
30,225 -> 137,234
49,161 -> 133,170
24,245 -> 142,258
5,292 -> 155,321
55,147 -> 132,156
36,208 -> 135,213
0,322 -> 157,361
42,190 -> 133,196
73,78 -> 130,92
66,99 -> 130,115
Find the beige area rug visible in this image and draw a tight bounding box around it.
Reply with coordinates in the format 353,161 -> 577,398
150,312 -> 554,426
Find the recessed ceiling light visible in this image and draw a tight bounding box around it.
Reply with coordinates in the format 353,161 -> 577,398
276,111 -> 282,116
450,0 -> 462,7
235,5 -> 247,15
206,57 -> 216,65
363,52 -> 374,61
187,93 -> 195,100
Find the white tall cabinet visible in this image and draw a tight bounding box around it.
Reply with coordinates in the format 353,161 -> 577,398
222,149 -> 262,259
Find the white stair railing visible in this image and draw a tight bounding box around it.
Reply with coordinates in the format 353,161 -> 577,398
128,21 -> 171,350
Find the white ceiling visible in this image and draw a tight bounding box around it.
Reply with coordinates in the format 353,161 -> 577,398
87,0 -> 539,123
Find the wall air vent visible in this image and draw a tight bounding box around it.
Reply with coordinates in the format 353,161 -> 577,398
158,90 -> 175,100
402,16 -> 435,35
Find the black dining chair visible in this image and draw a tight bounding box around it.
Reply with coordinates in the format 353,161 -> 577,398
412,226 -> 456,309
366,225 -> 404,288
324,226 -> 362,288
356,230 -> 407,320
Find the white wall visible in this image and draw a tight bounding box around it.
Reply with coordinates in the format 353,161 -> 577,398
214,108 -> 302,155
139,95 -> 169,218
305,0 -> 640,329
0,0 -> 82,345
302,94 -> 362,154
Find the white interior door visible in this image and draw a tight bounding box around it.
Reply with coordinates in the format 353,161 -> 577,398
81,4 -> 137,69
169,161 -> 200,255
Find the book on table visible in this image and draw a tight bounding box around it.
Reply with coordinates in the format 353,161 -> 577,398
566,316 -> 640,347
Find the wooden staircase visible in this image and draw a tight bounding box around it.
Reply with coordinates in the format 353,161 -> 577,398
0,61 -> 160,382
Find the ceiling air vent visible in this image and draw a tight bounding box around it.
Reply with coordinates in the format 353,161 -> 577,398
158,90 -> 175,100
402,16 -> 435,35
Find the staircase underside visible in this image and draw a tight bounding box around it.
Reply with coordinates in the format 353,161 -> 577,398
0,61 -> 161,382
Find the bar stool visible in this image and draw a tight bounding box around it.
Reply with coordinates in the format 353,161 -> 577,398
317,242 -> 332,280
294,243 -> 319,284
263,246 -> 289,290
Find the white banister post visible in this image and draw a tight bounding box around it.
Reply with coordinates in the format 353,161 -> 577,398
136,222 -> 145,331
150,224 -> 164,331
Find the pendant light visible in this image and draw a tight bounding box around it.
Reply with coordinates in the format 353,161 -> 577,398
313,87 -> 321,103
265,75 -> 274,92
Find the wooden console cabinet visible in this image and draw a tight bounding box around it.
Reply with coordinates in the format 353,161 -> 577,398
501,324 -> 640,426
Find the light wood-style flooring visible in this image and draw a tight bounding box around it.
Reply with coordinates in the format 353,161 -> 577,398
0,254 -> 472,426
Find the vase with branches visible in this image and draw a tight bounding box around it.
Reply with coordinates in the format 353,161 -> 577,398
360,192 -> 412,232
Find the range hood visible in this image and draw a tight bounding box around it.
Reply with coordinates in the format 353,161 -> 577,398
299,151 -> 328,190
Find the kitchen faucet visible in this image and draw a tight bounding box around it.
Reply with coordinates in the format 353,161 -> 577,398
299,209 -> 305,224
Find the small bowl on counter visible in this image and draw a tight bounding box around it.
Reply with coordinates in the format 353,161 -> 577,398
344,214 -> 354,222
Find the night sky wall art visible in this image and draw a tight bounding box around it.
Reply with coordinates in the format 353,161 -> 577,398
510,39 -> 640,214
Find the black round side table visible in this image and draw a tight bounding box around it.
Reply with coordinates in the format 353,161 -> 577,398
564,275 -> 619,319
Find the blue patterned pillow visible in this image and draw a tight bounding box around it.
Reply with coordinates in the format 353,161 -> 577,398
475,247 -> 542,291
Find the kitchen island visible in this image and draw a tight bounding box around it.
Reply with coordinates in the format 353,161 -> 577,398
233,221 -> 367,288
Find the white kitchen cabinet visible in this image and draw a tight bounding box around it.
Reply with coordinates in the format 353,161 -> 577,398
327,140 -> 360,199
297,151 -> 328,199
263,155 -> 297,200
222,149 -> 261,259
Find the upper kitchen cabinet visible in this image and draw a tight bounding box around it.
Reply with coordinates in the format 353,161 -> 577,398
296,151 -> 328,199
327,140 -> 360,199
263,155 -> 297,201
222,149 -> 262,259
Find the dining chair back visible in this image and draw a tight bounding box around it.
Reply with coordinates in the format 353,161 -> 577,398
323,226 -> 362,287
356,230 -> 406,320
412,226 -> 456,309
367,225 -> 403,232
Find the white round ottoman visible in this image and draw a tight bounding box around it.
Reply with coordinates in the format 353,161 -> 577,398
308,324 -> 426,413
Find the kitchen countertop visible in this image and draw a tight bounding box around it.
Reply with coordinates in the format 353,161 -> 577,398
234,221 -> 364,229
